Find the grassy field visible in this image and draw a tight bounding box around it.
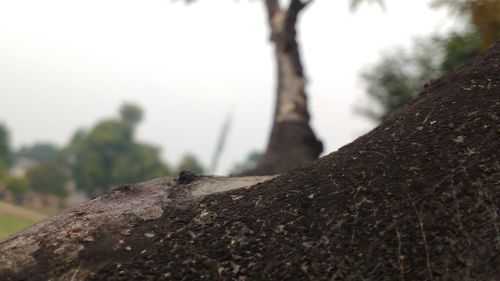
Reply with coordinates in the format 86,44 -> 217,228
0,211 -> 37,240
0,201 -> 47,241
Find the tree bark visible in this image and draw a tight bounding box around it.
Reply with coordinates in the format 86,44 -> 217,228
1,42 -> 499,281
0,175 -> 276,281
247,0 -> 322,175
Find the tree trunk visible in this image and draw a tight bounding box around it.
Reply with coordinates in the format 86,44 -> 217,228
247,0 -> 322,176
1,42 -> 499,281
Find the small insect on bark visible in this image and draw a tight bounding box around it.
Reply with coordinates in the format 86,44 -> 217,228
177,170 -> 198,185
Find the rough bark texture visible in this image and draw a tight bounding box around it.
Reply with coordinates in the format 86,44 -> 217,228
1,42 -> 499,281
0,175 -> 275,281
248,0 -> 322,176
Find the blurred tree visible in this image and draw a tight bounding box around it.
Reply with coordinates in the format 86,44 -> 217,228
230,151 -> 262,175
15,143 -> 59,163
184,0 -> 381,175
360,25 -> 483,121
359,39 -> 440,120
432,0 -> 500,51
64,129 -> 87,164
25,162 -> 68,199
5,176 -> 29,204
0,123 -> 12,180
176,154 -> 205,175
66,105 -> 170,196
120,103 -> 143,128
246,0 -> 323,175
359,1 -> 500,122
111,144 -> 170,184
439,30 -> 481,72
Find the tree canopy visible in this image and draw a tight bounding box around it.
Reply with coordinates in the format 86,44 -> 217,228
176,154 -> 205,175
66,105 -> 170,196
15,143 -> 59,164
360,30 -> 481,121
5,176 -> 29,203
119,103 -> 143,128
25,162 -> 68,198
359,0 -> 498,121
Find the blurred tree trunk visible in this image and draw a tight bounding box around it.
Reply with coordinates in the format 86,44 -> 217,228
247,0 -> 322,175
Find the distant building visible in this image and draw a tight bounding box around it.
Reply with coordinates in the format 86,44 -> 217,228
9,158 -> 39,178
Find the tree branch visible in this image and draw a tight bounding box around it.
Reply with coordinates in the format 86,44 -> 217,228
264,0 -> 281,20
287,0 -> 313,15
284,0 -> 313,35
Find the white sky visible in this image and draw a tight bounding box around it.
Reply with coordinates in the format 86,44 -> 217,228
0,0 -> 456,175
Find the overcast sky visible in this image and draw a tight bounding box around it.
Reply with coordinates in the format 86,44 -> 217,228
0,0 -> 457,174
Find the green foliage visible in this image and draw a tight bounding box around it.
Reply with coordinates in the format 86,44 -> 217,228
111,144 -> 170,184
16,143 -> 59,163
0,123 -> 12,179
5,176 -> 30,203
431,0 -> 500,50
177,154 -> 205,175
120,103 -> 143,128
359,39 -> 439,120
26,163 -> 68,198
439,30 -> 481,72
66,105 -> 170,196
360,29 -> 481,121
0,163 -> 7,182
359,0 -> 500,121
230,151 -> 262,175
